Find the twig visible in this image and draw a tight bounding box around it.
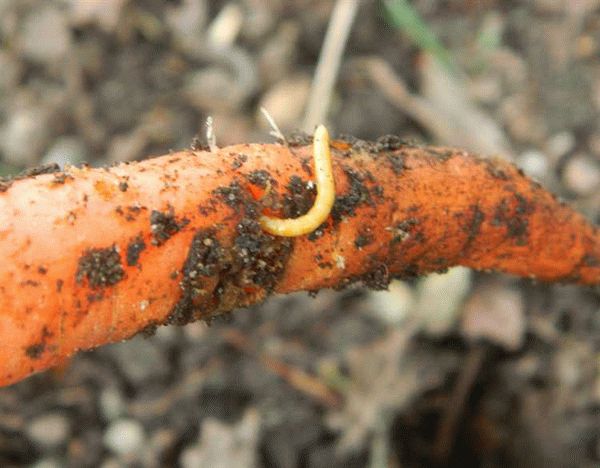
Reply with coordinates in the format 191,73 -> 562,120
302,0 -> 360,132
205,116 -> 218,152
432,344 -> 487,463
221,328 -> 341,407
260,107 -> 286,143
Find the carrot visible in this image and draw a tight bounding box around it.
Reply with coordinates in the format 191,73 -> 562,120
0,133 -> 599,387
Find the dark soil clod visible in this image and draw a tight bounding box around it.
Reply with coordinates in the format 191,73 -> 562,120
150,208 -> 189,246
126,235 -> 146,267
76,246 -> 124,289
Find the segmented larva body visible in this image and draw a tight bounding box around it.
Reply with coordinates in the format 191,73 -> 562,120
259,125 -> 335,237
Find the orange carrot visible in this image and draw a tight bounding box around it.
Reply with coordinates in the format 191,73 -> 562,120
0,135 -> 599,387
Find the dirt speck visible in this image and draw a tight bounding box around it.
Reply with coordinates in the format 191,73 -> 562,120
51,172 -> 73,185
387,153 -> 406,175
0,163 -> 61,192
76,246 -> 124,289
231,153 -> 248,169
354,228 -> 374,248
214,181 -> 247,209
282,175 -> 316,218
246,170 -> 273,189
25,343 -> 45,359
462,204 -> 485,252
126,235 -> 146,267
150,208 -> 189,246
491,193 -> 531,246
331,168 -> 373,223
24,326 -> 52,360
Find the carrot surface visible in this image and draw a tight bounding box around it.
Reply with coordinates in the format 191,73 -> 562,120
1,136 -> 599,386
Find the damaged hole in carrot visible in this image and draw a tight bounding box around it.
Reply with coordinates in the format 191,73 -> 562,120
259,125 -> 336,237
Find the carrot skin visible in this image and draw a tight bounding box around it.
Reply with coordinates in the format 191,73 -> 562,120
0,141 -> 598,386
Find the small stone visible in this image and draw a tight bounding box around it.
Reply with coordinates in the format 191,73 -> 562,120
257,22 -> 299,84
27,413 -> 70,450
206,3 -> 244,50
103,419 -> 146,456
1,106 -> 51,166
562,154 -> 600,196
98,459 -> 123,468
179,409 -> 260,468
0,51 -> 22,92
185,67 -> 243,112
365,279 -> 415,325
517,150 -> 549,181
461,281 -> 525,351
68,0 -> 128,33
240,3 -> 275,42
154,323 -> 178,343
183,321 -> 208,341
184,48 -> 257,113
415,267 -> 472,337
106,128 -> 149,163
42,136 -> 88,167
99,387 -> 125,422
469,73 -> 502,104
108,336 -> 169,385
30,458 -> 63,468
180,445 -> 204,468
20,7 -> 71,65
547,131 -> 575,159
258,75 -> 311,132
166,0 -> 208,55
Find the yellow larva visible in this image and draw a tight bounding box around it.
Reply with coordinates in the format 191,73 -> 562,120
260,125 -> 335,237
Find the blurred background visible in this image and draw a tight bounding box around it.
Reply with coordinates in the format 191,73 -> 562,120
0,0 -> 599,467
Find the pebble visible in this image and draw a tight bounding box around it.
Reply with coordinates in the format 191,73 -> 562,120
207,3 -> 244,50
182,321 -> 208,341
461,281 -> 525,351
553,342 -> 590,389
184,48 -> 258,112
42,136 -> 88,167
30,458 -> 63,468
185,67 -> 243,112
240,3 -> 276,42
68,0 -> 128,33
562,154 -> 600,196
20,6 -> 71,66
99,387 -> 125,422
365,280 -> 415,325
98,459 -> 124,468
106,128 -> 149,163
108,336 -> 169,385
103,419 -> 146,456
258,22 -> 299,85
166,0 -> 208,55
26,413 -> 70,450
179,409 -> 260,468
154,323 -> 179,343
517,150 -> 549,181
0,51 -> 22,92
415,267 -> 472,337
180,446 -> 205,468
0,106 -> 51,166
547,131 -> 575,159
257,75 -> 311,131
